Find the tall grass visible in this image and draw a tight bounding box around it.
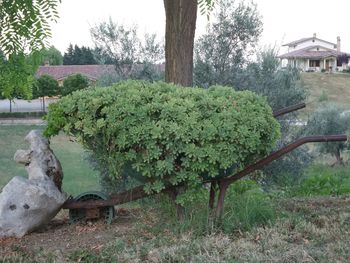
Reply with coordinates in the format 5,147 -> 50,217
146,179 -> 276,236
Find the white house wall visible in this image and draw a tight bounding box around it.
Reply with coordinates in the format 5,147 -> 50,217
288,39 -> 336,52
308,46 -> 331,52
287,58 -> 343,72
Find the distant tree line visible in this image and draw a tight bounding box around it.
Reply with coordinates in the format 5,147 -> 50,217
63,44 -> 97,65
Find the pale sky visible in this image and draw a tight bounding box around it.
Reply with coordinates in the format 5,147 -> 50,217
50,0 -> 350,55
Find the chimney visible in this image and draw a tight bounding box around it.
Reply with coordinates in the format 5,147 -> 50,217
313,33 -> 317,38
337,36 -> 341,52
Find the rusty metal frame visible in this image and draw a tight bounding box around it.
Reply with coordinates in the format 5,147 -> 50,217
273,103 -> 306,117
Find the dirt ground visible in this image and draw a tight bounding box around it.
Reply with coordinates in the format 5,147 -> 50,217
0,208 -> 140,257
2,196 -> 350,262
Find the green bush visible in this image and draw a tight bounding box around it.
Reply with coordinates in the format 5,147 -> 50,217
33,74 -> 59,98
45,80 -> 280,196
61,74 -> 89,96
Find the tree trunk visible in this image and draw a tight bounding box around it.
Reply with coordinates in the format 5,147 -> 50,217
168,188 -> 185,220
163,0 -> 197,86
215,181 -> 229,221
208,181 -> 217,211
333,148 -> 344,166
42,97 -> 45,112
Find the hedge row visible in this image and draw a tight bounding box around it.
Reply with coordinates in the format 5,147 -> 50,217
0,111 -> 46,119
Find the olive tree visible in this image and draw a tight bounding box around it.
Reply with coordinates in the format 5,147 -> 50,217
90,19 -> 164,81
194,0 -> 263,88
305,105 -> 350,165
196,43 -> 309,186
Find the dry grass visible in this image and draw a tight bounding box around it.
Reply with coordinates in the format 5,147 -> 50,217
300,72 -> 350,115
2,196 -> 350,262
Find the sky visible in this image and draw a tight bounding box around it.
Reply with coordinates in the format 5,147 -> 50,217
50,0 -> 350,55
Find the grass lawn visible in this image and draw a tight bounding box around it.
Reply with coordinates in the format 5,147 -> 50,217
300,72 -> 350,114
0,125 -> 100,196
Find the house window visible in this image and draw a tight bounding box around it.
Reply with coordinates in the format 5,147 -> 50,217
309,60 -> 320,67
337,60 -> 342,67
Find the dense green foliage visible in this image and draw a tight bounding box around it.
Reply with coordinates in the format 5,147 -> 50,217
61,74 -> 89,96
236,49 -> 309,185
45,80 -> 280,195
305,105 -> 350,163
33,74 -> 59,111
33,74 -> 59,98
0,52 -> 39,99
234,49 -> 306,111
39,46 -> 63,65
196,43 -> 309,186
63,44 -> 97,65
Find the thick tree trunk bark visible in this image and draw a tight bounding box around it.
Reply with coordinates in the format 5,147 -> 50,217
163,0 -> 197,86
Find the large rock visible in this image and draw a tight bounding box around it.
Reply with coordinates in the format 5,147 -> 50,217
14,130 -> 64,191
0,176 -> 66,237
0,130 -> 67,238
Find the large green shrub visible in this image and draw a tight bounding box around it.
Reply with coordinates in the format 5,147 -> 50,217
45,80 -> 280,194
33,74 -> 59,98
61,74 -> 89,96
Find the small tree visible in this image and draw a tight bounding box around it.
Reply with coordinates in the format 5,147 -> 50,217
90,19 -> 164,80
61,74 -> 89,96
306,105 -> 350,165
194,0 -> 263,88
33,75 -> 59,111
40,46 -> 63,65
0,52 -> 38,111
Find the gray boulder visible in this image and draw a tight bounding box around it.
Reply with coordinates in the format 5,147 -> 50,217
0,130 -> 67,238
0,176 -> 66,237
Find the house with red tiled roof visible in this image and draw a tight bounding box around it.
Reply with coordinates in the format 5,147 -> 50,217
279,33 -> 350,72
36,64 -> 117,86
36,63 -> 165,86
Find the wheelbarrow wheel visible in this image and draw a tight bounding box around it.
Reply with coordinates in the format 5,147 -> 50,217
69,191 -> 115,224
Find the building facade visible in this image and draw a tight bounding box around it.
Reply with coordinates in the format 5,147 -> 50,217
279,34 -> 350,72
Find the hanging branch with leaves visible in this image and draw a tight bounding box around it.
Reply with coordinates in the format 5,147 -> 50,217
0,0 -> 60,54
